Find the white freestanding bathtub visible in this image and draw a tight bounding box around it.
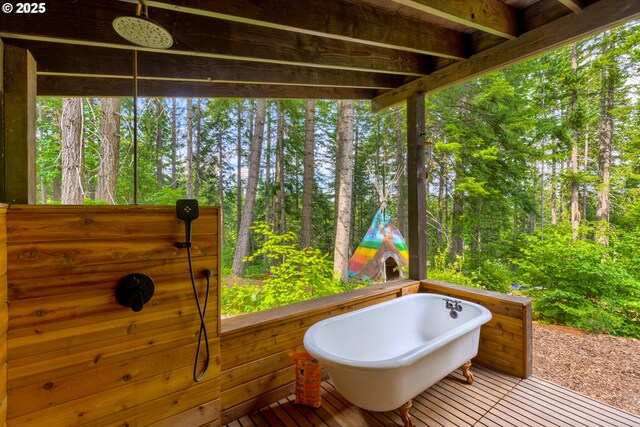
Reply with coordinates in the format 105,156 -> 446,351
303,293 -> 492,412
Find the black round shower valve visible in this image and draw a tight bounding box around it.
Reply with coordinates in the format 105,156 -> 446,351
115,273 -> 155,312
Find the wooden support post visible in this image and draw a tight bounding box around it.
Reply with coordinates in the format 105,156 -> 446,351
406,93 -> 426,280
2,42 -> 37,204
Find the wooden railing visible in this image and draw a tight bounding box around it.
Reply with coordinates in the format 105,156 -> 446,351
421,279 -> 532,379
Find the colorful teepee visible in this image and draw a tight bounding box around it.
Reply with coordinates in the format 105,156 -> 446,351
347,208 -> 409,282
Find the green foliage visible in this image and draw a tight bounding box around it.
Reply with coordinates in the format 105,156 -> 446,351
472,259 -> 512,293
515,223 -> 640,337
232,222 -> 344,311
220,280 -> 262,316
427,249 -> 477,288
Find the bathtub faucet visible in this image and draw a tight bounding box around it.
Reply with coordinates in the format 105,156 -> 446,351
444,298 -> 463,318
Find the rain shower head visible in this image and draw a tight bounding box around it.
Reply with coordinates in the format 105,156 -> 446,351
113,1 -> 173,49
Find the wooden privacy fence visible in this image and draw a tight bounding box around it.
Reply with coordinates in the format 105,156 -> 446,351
0,205 -> 532,426
421,279 -> 532,379
2,205 -> 222,427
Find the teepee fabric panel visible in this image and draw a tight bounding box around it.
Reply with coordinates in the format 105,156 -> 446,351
347,209 -> 408,281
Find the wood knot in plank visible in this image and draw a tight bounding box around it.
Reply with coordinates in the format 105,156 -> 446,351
43,382 -> 55,390
79,216 -> 95,226
19,250 -> 38,260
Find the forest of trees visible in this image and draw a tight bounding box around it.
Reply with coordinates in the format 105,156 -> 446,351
35,25 -> 640,338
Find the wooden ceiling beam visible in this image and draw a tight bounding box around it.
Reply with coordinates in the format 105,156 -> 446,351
387,0 -> 518,39
0,0 -> 431,76
372,0 -> 640,111
7,40 -> 404,90
557,0 -> 585,13
36,76 -> 376,99
116,0 -> 467,59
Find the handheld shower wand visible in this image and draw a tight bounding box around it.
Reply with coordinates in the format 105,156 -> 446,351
176,199 -> 200,249
175,199 -> 211,382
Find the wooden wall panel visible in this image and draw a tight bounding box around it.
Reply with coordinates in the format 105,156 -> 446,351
0,204 -> 7,427
420,279 -> 532,379
5,205 -> 221,427
219,279 -> 420,424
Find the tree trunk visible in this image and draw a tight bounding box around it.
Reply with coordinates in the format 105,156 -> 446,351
236,101 -> 244,234
570,43 -> 580,240
186,98 -> 194,198
333,100 -> 355,282
582,129 -> 589,223
550,148 -> 557,225
232,100 -> 267,277
395,108 -> 407,236
333,105 -> 343,243
195,99 -> 202,198
596,34 -> 615,246
40,176 -> 46,204
449,164 -> 464,261
300,100 -> 315,248
171,98 -> 177,189
350,110 -> 358,254
154,98 -> 163,185
96,98 -> 121,204
274,101 -> 286,233
265,108 -> 272,229
52,177 -> 61,201
217,131 -> 224,244
539,156 -> 545,232
61,98 -> 84,204
437,159 -> 445,248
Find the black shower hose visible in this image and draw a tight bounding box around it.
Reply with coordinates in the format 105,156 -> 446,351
187,246 -> 211,382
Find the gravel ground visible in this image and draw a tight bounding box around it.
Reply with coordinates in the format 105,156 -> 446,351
532,322 -> 640,415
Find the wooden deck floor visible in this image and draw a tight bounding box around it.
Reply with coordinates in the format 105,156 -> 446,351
224,365 -> 640,426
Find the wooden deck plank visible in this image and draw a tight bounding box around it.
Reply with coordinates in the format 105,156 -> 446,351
223,368 -> 640,427
415,391 -> 475,425
526,376 -> 639,426
491,398 -> 559,427
506,386 -> 593,427
267,401 -> 298,427
275,398 -> 314,427
321,381 -> 387,426
284,396 -> 329,426
517,383 -> 628,426
407,394 -> 455,426
515,381 -> 627,427
237,414 -> 258,427
499,394 -> 564,426
256,405 -> 285,427
247,411 -> 271,427
476,410 -> 515,427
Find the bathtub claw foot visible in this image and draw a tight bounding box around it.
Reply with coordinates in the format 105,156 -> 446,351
461,360 -> 474,384
399,400 -> 414,427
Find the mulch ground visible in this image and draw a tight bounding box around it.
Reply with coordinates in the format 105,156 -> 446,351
532,322 -> 640,415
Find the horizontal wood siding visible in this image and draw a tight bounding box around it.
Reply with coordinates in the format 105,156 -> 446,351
219,279 -> 420,424
5,205 -> 221,427
0,205 -> 7,427
420,279 -> 532,379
